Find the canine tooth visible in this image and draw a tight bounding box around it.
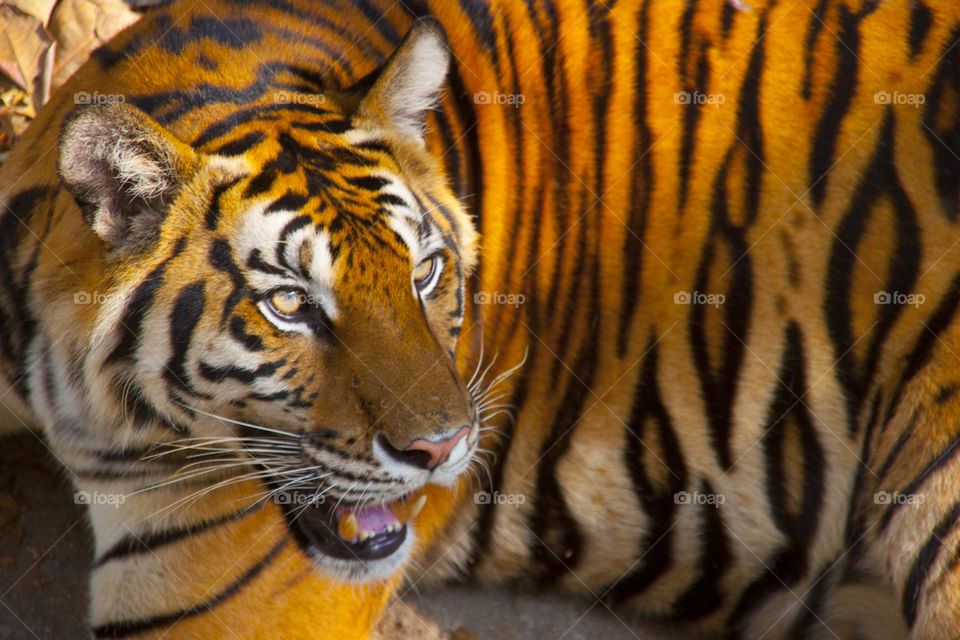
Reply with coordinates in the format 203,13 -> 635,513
407,494 -> 427,521
390,494 -> 427,524
338,512 -> 359,540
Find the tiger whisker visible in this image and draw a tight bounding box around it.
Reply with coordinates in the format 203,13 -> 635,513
175,401 -> 302,438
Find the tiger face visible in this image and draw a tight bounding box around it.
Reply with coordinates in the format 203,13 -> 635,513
56,20 -> 478,579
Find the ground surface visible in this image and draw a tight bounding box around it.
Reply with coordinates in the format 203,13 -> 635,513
0,432 -> 648,640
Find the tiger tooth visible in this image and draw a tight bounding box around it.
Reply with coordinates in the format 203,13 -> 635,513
338,512 -> 359,540
389,494 -> 427,524
359,530 -> 374,541
406,494 -> 427,521
390,495 -> 427,524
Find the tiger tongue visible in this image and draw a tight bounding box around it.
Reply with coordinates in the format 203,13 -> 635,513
335,496 -> 427,541
337,503 -> 397,540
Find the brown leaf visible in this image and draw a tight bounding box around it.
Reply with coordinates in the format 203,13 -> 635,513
4,0 -> 58,26
48,0 -> 140,86
0,5 -> 53,92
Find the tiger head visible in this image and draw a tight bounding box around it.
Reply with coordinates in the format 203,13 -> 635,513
55,20 -> 478,578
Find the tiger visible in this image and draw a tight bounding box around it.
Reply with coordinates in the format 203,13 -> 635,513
2,0 -> 960,638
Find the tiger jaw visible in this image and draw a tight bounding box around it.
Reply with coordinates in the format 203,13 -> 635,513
281,427 -> 477,576
278,489 -> 427,580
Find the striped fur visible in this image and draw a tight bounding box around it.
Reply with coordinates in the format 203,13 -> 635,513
2,0 -> 960,638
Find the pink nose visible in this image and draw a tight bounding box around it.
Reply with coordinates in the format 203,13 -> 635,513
404,426 -> 471,470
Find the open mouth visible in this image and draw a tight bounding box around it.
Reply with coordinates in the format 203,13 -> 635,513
281,489 -> 426,561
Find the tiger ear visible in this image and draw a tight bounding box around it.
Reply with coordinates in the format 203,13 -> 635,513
58,102 -> 198,249
356,18 -> 450,141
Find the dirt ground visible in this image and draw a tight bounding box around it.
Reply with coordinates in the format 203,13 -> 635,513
0,432 -> 655,640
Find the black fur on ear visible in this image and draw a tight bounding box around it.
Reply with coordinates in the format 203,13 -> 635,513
355,18 -> 451,141
58,102 -> 198,249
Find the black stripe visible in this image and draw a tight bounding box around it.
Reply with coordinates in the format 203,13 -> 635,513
163,282 -> 206,396
210,131 -> 265,156
903,500 -> 960,627
191,103 -> 333,148
800,0 -> 827,100
374,193 -> 409,209
735,11 -> 767,227
607,338 -> 688,604
720,0 -> 736,39
908,1 -> 933,59
352,0 -> 401,44
92,538 -> 286,638
808,3 -> 878,207
675,0 -> 704,215
229,316 -> 264,352
920,25 -> 960,222
205,179 -> 241,230
243,169 -> 278,199
617,0 -> 652,357
690,152 -> 752,471
94,502 -> 263,567
880,436 -> 960,532
670,479 -> 730,619
825,113 -> 920,438
344,175 -> 389,192
198,359 -> 286,385
105,237 -> 187,366
725,323 -> 824,632
468,362 -> 530,577
530,225 -> 600,582
529,350 -> 589,582
265,192 -> 310,214
247,248 -> 287,276
134,61 -> 328,126
0,187 -> 52,400
275,216 -> 313,270
763,323 -> 824,545
209,239 -> 248,325
881,273 -> 960,433
458,0 -> 497,64
875,413 -> 917,481
725,547 -> 808,633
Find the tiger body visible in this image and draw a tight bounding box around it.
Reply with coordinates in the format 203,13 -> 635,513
2,0 -> 960,638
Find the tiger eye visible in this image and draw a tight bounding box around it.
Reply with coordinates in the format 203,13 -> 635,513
413,255 -> 437,286
270,289 -> 303,315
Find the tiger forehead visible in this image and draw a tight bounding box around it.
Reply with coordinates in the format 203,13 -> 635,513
213,122 -> 429,259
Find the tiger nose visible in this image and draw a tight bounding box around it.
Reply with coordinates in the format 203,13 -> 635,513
383,426 -> 471,470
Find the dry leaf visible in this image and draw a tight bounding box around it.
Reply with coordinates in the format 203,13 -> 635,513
48,0 -> 139,86
0,86 -> 34,146
0,5 -> 53,92
4,0 -> 58,26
